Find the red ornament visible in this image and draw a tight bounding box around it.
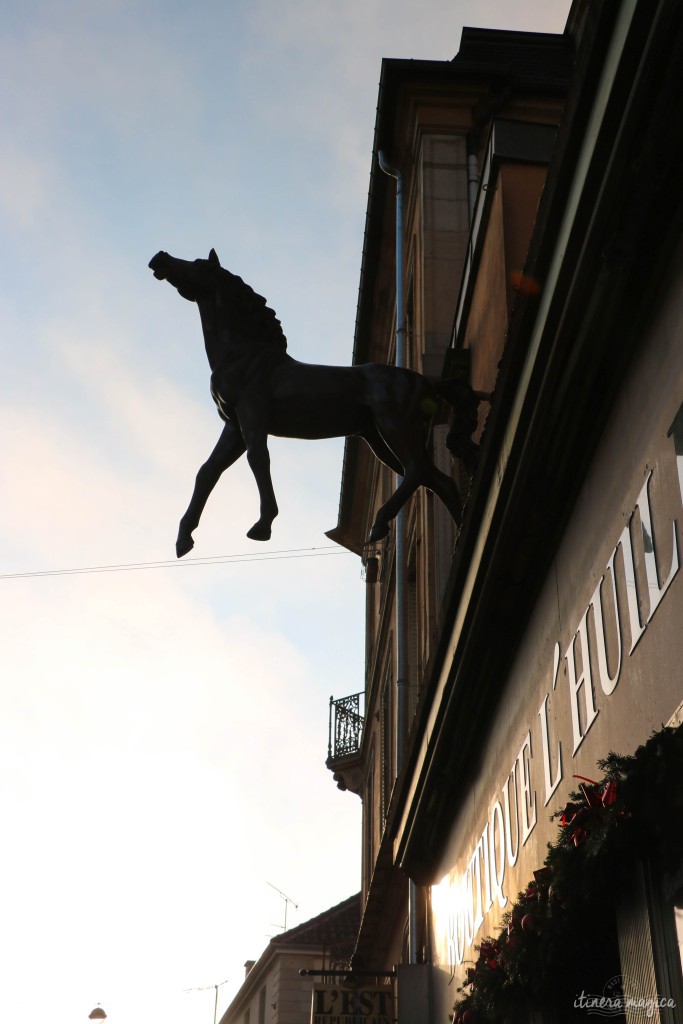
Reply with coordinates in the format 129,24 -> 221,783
573,774 -> 599,787
561,802 -> 579,826
462,1012 -> 475,1024
521,913 -> 537,934
572,827 -> 588,847
579,782 -> 603,808
602,780 -> 618,806
533,867 -> 551,888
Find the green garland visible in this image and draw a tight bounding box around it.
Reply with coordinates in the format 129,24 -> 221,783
451,725 -> 683,1024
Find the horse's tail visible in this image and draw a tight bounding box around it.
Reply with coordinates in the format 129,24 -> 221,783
433,379 -> 489,474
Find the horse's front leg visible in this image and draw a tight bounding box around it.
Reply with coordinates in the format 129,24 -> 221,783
176,422 -> 246,557
236,401 -> 278,542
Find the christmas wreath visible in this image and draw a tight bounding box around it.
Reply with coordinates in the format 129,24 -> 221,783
451,724 -> 683,1024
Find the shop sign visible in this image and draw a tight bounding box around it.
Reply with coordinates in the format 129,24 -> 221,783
439,410 -> 683,972
310,985 -> 392,1024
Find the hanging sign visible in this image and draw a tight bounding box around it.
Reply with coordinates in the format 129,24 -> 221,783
310,985 -> 392,1024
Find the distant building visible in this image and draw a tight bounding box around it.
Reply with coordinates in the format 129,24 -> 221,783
218,895 -> 359,1024
328,1 -> 683,1021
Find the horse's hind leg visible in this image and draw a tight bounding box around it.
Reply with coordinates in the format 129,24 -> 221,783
368,416 -> 462,542
177,422 -> 246,557
369,473 -> 421,543
360,424 -> 404,476
422,461 -> 463,526
366,414 -> 422,542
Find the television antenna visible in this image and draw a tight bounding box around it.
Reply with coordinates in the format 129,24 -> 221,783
184,978 -> 230,1024
267,881 -> 298,932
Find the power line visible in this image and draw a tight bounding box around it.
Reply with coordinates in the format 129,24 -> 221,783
0,545 -> 351,581
184,979 -> 230,1024
184,978 -> 230,993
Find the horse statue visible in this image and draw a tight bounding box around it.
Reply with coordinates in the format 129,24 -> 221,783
149,248 -> 481,557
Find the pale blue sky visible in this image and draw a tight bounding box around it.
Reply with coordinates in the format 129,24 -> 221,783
0,2 -> 570,1022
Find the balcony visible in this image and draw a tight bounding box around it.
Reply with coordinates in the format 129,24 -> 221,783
326,692 -> 364,795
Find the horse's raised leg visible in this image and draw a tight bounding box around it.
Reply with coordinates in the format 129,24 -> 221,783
177,422 -> 246,557
236,401 -> 278,541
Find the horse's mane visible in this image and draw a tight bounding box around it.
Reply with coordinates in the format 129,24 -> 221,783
216,266 -> 287,351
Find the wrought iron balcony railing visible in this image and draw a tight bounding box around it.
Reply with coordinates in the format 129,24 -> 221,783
327,692 -> 364,795
328,692 -> 364,762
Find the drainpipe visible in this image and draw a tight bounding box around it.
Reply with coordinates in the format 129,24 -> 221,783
377,149 -> 407,776
378,150 -> 418,969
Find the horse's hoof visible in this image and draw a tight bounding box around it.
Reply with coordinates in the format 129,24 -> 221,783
368,523 -> 389,543
247,522 -> 272,542
176,535 -> 194,558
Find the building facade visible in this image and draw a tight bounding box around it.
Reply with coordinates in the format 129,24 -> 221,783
327,1 -> 683,1021
218,895 -> 360,1024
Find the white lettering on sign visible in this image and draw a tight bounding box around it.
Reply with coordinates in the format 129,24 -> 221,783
590,558 -> 622,697
634,470 -> 680,622
488,800 -> 507,910
502,761 -> 519,868
517,731 -> 537,845
538,642 -> 562,805
440,417 -> 681,968
566,605 -> 600,755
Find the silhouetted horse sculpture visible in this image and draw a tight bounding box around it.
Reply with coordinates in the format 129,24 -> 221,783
149,249 -> 480,556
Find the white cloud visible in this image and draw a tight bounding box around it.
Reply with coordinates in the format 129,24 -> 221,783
0,143 -> 54,227
0,8 -> 202,148
0,522 -> 361,1024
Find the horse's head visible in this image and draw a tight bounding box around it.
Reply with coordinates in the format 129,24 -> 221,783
148,249 -> 222,303
150,248 -> 288,353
